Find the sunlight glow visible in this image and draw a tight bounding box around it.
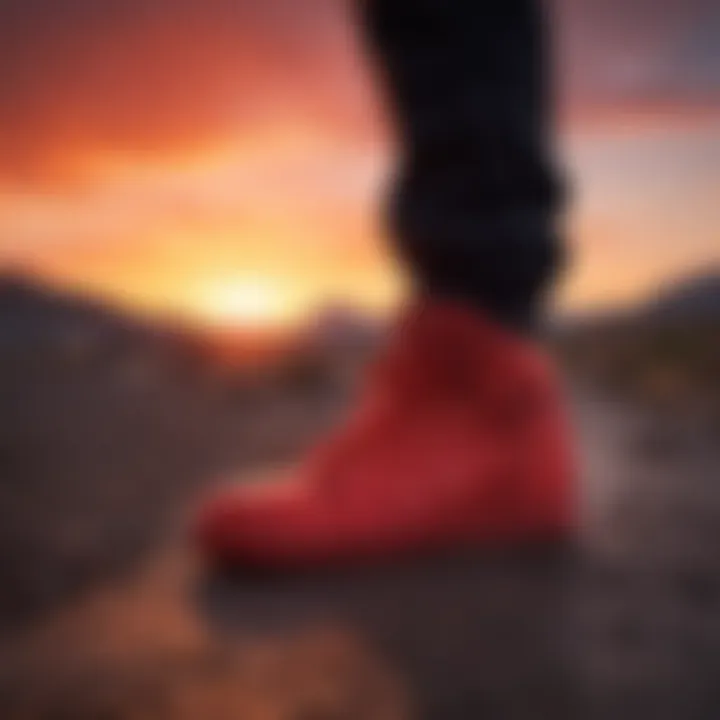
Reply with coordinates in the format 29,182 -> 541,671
194,278 -> 290,328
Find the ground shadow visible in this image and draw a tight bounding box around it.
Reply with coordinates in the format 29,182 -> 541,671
196,543 -> 583,719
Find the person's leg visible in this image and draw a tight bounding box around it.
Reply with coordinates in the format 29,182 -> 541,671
363,0 -> 564,330
194,0 -> 574,568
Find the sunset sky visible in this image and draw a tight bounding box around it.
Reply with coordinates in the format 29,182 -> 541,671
1,0 -> 718,327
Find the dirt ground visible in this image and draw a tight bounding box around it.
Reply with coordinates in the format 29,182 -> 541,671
0,350 -> 719,719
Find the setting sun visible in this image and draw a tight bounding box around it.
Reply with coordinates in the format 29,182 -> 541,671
194,278 -> 290,328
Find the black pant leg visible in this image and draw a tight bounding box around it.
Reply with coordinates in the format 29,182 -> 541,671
361,0 -> 565,329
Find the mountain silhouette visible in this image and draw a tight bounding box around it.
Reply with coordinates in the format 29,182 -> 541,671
645,268 -> 720,320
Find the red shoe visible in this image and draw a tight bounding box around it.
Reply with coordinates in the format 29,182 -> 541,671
194,302 -> 576,568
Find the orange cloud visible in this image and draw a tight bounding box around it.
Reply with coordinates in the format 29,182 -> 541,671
1,0 -> 718,324
1,0 -> 718,188
0,0 -> 380,186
